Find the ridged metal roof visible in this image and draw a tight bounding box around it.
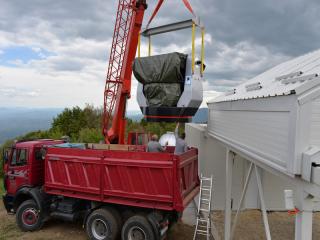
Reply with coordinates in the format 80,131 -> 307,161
210,49 -> 320,103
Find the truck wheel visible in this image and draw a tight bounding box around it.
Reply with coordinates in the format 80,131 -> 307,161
16,199 -> 43,231
121,215 -> 156,240
86,208 -> 119,240
102,206 -> 122,230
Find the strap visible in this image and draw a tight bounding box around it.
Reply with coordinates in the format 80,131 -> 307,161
182,0 -> 195,16
146,0 -> 196,29
146,0 -> 165,29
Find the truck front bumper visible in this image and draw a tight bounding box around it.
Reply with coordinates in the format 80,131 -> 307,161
2,194 -> 14,213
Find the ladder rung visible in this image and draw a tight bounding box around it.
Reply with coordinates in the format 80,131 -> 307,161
197,224 -> 209,228
198,225 -> 208,228
201,198 -> 210,202
201,194 -> 210,198
196,229 -> 209,233
196,232 -> 210,236
196,223 -> 210,227
200,208 -> 210,212
201,190 -> 211,193
200,204 -> 210,207
199,219 -> 209,223
201,177 -> 212,181
201,188 -> 211,191
198,218 -> 210,222
197,230 -> 208,235
201,192 -> 210,195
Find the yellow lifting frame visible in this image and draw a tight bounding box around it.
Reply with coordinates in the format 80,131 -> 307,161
137,34 -> 152,57
148,36 -> 152,56
137,34 -> 151,57
138,19 -> 205,75
138,33 -> 141,58
201,27 -> 205,75
191,22 -> 196,74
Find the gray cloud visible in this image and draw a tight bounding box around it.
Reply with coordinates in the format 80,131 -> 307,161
200,0 -> 320,55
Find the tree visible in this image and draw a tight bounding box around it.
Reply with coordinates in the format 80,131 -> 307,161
78,128 -> 104,143
51,104 -> 102,141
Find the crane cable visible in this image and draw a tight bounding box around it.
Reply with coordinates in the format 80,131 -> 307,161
146,0 -> 196,29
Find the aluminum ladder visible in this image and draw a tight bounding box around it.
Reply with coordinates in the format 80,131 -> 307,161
193,174 -> 214,240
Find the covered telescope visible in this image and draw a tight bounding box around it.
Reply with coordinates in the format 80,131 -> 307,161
136,18 -> 205,122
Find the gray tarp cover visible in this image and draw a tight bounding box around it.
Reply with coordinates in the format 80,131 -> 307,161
133,52 -> 187,107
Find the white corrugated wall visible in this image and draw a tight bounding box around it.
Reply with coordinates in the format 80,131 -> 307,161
185,123 -> 320,211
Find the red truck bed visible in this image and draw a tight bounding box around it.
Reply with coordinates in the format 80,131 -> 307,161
44,145 -> 199,212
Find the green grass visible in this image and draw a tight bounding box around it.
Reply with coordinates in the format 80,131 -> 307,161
0,178 -> 4,195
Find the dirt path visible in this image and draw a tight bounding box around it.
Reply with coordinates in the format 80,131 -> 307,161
0,202 -> 194,240
1,200 -> 320,240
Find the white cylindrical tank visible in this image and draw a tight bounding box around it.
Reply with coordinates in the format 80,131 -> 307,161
159,132 -> 176,147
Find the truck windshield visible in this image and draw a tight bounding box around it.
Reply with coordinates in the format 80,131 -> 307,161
10,149 -> 28,166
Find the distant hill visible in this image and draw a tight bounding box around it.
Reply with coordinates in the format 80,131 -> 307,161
0,108 -> 62,144
127,111 -> 143,122
0,107 -> 208,145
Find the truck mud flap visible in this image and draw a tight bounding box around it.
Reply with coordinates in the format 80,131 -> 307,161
3,195 -> 14,214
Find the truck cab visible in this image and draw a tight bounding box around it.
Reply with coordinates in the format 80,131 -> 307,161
3,139 -> 63,213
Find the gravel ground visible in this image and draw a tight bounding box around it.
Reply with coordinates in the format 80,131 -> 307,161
1,200 -> 320,240
211,210 -> 320,240
0,201 -> 193,240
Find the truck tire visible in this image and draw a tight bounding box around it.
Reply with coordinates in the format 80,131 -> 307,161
102,206 -> 122,230
121,215 -> 156,240
16,199 -> 43,231
86,208 -> 119,240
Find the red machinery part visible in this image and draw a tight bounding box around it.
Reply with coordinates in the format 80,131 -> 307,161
103,0 -> 147,144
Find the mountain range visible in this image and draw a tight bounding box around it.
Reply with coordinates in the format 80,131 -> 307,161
0,108 -> 62,144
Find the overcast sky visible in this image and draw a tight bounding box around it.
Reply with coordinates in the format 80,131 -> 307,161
0,0 -> 320,110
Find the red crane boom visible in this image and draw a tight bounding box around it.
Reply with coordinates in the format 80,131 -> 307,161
103,0 -> 147,144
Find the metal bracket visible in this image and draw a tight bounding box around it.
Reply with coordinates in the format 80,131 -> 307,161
141,18 -> 203,37
302,147 -> 320,182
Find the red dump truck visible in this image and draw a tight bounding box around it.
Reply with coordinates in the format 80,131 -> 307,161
3,139 -> 199,240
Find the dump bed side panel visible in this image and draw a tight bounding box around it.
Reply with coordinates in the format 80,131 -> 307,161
100,151 -> 175,210
45,147 -> 199,212
176,148 -> 200,211
45,148 -> 103,201
45,148 -> 176,210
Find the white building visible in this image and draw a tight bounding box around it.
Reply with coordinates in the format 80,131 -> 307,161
185,48 -> 320,240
